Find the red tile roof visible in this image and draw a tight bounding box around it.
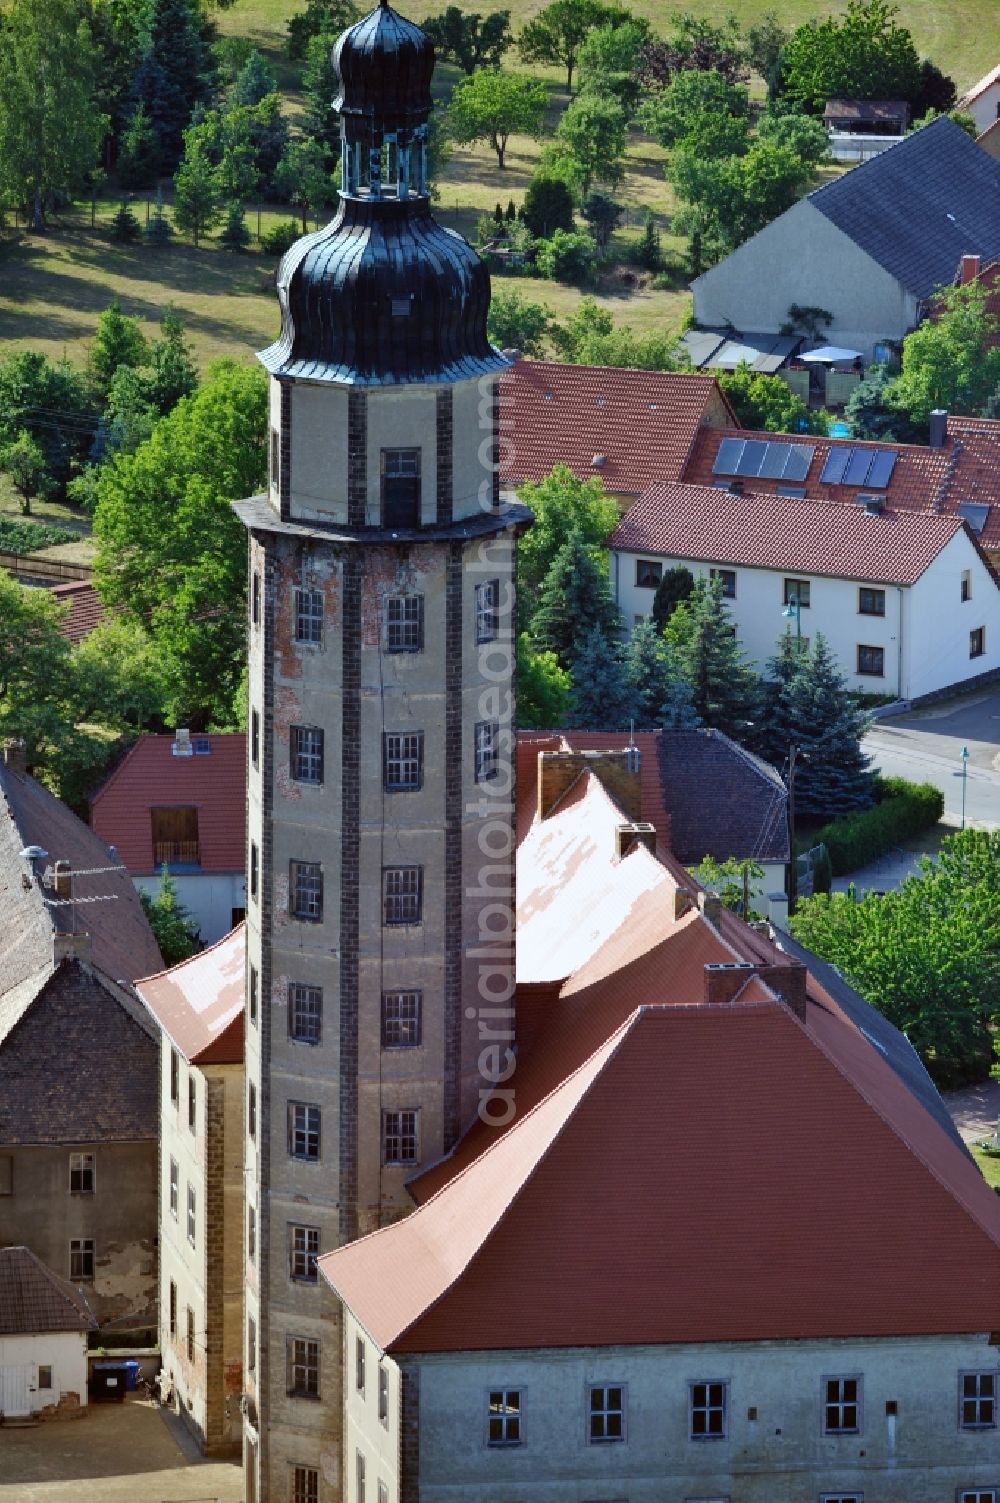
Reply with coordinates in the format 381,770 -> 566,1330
499,359 -> 737,497
0,1246 -> 99,1334
324,1000 -> 1000,1352
137,923 -> 244,1065
942,415 -> 1000,545
50,580 -> 106,644
90,734 -> 247,875
609,480 -> 969,586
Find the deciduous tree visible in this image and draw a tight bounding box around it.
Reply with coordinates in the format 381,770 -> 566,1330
778,0 -> 920,113
517,633 -> 571,727
892,281 -> 1000,427
516,463 -> 620,600
420,7 -> 513,72
487,288 -> 552,355
448,70 -> 548,169
518,0 -> 625,92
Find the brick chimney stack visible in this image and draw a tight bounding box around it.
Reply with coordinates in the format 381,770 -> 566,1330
704,962 -> 755,1004
960,254 -> 982,285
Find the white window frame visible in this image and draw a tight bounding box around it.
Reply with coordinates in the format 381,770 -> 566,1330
290,860 -> 323,922
819,1494 -> 864,1503
475,720 -> 499,783
294,587 -> 323,645
959,1370 -> 997,1430
486,1386 -> 523,1446
291,725 -> 324,784
69,1151 -> 95,1194
385,594 -> 424,653
382,1109 -> 419,1166
356,1335 -> 366,1395
187,1184 -> 196,1246
689,1379 -> 727,1439
588,1382 -> 627,1443
356,1448 -> 366,1503
288,1102 -> 321,1162
823,1374 -> 862,1435
169,1156 -> 179,1217
382,866 -> 422,926
958,1491 -> 998,1503
289,1223 -> 320,1282
381,990 -> 422,1048
970,626 -> 986,659
383,731 -> 423,792
378,1366 -> 389,1426
475,579 -> 499,643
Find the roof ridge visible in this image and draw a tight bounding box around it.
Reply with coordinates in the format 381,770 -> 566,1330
136,919 -> 245,988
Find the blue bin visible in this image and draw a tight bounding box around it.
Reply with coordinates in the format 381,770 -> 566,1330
123,1359 -> 141,1391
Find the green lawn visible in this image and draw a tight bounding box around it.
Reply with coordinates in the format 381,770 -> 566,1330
971,1145 -> 1000,1190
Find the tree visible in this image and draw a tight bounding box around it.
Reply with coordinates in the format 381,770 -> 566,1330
140,867 -> 202,964
790,828 -> 1000,1086
516,463 -> 620,600
487,288 -> 551,355
448,70 -> 548,170
94,361 -> 267,726
117,101 -> 163,188
669,136 -> 817,268
666,576 -> 760,741
891,282 -> 1000,427
755,628 -> 803,772
127,0 -> 216,167
287,0 -> 358,61
88,300 -> 149,406
576,19 -> 649,114
220,201 -> 252,251
536,228 -> 596,283
230,48 -> 276,107
550,297 -> 686,369
518,0 -> 624,92
844,362 -> 922,443
552,91 -> 628,193
911,58 -> 957,117
145,308 -> 198,415
719,364 -> 825,434
274,137 -> 336,231
420,7 -> 513,72
71,617 -> 174,729
778,0 -> 921,114
782,634 -> 874,817
651,564 -> 694,629
569,625 -> 636,729
640,67 -> 751,157
694,854 -> 766,919
517,633 -> 571,727
0,568 -> 74,765
0,0 -> 107,228
581,191 -> 623,250
302,32 -> 342,162
0,350 -> 94,493
173,134 -> 223,244
530,529 -> 621,668
745,11 -> 788,97
756,110 -> 829,168
111,203 -> 143,243
638,11 -> 748,87
635,210 -> 663,270
660,673 -> 701,728
522,174 -> 575,238
625,619 -> 685,727
1,431 -> 50,514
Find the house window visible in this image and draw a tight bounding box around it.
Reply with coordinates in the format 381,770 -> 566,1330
249,964 -> 258,1027
378,1484 -> 388,1503
959,1493 -> 997,1503
356,1450 -> 366,1503
960,1371 -> 997,1429
247,1315 -> 256,1374
288,1102 -> 321,1162
378,1367 -> 389,1425
250,842 -> 259,902
294,587 -> 323,645
169,1157 -> 179,1217
248,1204 -> 256,1264
784,578 -> 810,608
589,1384 -> 626,1442
252,569 -> 261,627
475,720 -> 499,783
187,1185 -> 196,1245
291,725 -> 324,784
37,1365 -> 52,1390
857,644 -> 885,677
820,1496 -> 863,1503
382,866 -> 422,926
69,1152 -> 95,1194
151,805 -> 199,867
251,707 -> 260,770
858,586 -> 885,616
476,579 -> 499,643
487,1389 -> 522,1446
356,1336 -> 366,1394
188,1076 -> 197,1133
381,448 -> 421,528
186,1307 -> 195,1363
0,1154 -> 11,1194
824,1376 -> 861,1433
293,1468 -> 320,1503
381,990 -> 421,1048
385,595 -> 424,653
383,732 -> 423,791
169,1280 -> 177,1338
635,559 -> 662,589
248,1081 -> 257,1141
290,860 -> 323,921
70,1239 -> 94,1281
289,982 -> 323,1044
288,1337 -> 320,1398
382,1110 -> 418,1165
962,569 -> 972,602
289,1224 -> 319,1282
170,1048 -> 179,1106
710,568 -> 736,599
690,1380 -> 727,1438
971,626 -> 986,658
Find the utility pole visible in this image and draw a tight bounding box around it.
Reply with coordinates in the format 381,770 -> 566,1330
787,745 -> 798,916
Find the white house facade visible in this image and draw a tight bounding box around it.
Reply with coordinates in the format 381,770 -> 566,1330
0,1330 -> 90,1417
960,63 -> 1000,135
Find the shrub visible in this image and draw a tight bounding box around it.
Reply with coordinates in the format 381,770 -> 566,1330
522,175 -> 575,240
815,777 -> 944,875
111,205 -> 142,243
220,204 -> 252,252
260,219 -> 301,256
0,517 -> 77,552
145,207 -> 174,245
535,229 -> 595,284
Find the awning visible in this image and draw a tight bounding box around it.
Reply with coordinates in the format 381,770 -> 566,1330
800,346 -> 864,363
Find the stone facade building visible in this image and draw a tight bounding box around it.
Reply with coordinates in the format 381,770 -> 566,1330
235,5 -> 529,1498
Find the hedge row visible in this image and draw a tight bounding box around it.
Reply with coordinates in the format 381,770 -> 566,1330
816,777 -> 944,876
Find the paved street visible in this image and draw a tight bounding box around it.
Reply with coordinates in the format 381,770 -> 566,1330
864,687 -> 1000,828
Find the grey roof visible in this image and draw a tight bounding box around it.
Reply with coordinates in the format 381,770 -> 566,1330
810,117 -> 1000,300
776,929 -> 971,1158
658,729 -> 790,864
0,1246 -> 98,1334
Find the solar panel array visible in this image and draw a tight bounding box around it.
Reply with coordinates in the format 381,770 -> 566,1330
819,446 -> 898,489
712,438 -> 816,482
957,501 -> 991,535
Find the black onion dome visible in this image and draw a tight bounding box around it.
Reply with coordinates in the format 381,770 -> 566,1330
259,198 -> 508,386
333,1 -> 434,124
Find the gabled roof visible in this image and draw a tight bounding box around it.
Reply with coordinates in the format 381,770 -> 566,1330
609,479 -> 970,586
823,98 -> 909,125
960,61 -> 1000,104
0,1247 -> 98,1335
808,117 -> 1000,300
657,729 -> 789,864
50,580 -> 106,644
137,924 -> 244,1066
0,759 -> 162,998
324,1000 -> 1000,1353
498,359 -> 736,496
90,733 -> 247,875
942,417 -> 1000,540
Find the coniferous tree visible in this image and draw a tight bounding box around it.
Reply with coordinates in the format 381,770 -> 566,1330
668,576 -> 760,741
231,49 -> 276,107
129,0 -> 215,169
785,633 -> 875,817
145,308 -> 197,414
302,33 -> 341,163
117,102 -> 163,188
756,628 -> 804,770
88,300 -> 149,405
651,563 -> 694,629
220,201 -> 252,251
145,190 -> 175,244
173,134 -> 223,244
570,626 -> 637,730
626,619 -> 678,727
529,529 -> 621,669
660,675 -> 702,728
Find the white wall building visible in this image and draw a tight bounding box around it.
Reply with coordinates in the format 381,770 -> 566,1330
609,481 -> 1000,702
960,63 -> 1000,135
0,1246 -> 97,1418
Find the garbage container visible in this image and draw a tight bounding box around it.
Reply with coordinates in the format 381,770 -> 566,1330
89,1361 -> 130,1402
123,1359 -> 141,1392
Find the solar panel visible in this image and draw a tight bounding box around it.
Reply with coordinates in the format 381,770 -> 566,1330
866,449 -> 898,489
781,445 -> 815,481
957,501 -> 991,534
820,445 -> 899,488
712,437 -> 745,475
735,439 -> 768,477
819,447 -> 851,485
759,443 -> 792,479
843,448 -> 875,486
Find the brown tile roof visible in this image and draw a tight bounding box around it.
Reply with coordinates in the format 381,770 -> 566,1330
137,924 -> 244,1065
499,359 -> 737,497
943,416 -> 1000,545
0,1247 -> 98,1334
50,580 -> 106,644
90,733 -> 247,875
609,480 -> 969,586
325,999 -> 1000,1353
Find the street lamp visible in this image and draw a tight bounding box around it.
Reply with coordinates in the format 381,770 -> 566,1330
782,593 -> 802,648
960,744 -> 970,829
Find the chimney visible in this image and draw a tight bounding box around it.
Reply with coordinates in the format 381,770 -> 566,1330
537,750 -> 642,823
703,961 -> 755,1005
172,728 -> 193,757
614,822 -> 657,859
929,409 -> 948,448
757,961 -> 809,1023
960,254 -> 981,285
698,890 -> 723,924
53,931 -> 92,964
673,886 -> 694,920
52,859 -> 73,902
3,738 -> 27,775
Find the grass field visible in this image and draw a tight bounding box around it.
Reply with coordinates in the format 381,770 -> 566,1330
971,1145 -> 1000,1190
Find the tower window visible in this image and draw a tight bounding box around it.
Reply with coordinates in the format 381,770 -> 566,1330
270,429 -> 279,492
251,707 -> 260,770
381,990 -> 422,1048
381,449 -> 421,529
475,720 -> 499,783
249,964 -> 258,1027
250,842 -> 259,902
382,1109 -> 419,1165
294,587 -> 323,645
289,982 -> 323,1044
476,580 -> 500,643
187,1307 -> 195,1363
385,594 -> 424,653
248,1080 -> 257,1141
288,1102 -> 321,1161
252,571 -> 261,627
382,866 -> 422,926
291,725 -> 324,784
383,732 -> 423,791
248,1204 -> 256,1263
293,1467 -> 319,1503
288,1336 -> 320,1397
290,860 -> 323,921
289,1223 -> 320,1282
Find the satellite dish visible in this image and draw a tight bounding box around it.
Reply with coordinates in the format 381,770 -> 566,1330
20,845 -> 49,862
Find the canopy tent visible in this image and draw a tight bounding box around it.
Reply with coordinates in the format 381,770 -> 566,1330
800,345 -> 864,364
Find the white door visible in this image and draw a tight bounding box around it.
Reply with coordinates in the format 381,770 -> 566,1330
0,1364 -> 33,1416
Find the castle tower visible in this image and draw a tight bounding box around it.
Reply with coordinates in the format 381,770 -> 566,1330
234,5 -> 530,1499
